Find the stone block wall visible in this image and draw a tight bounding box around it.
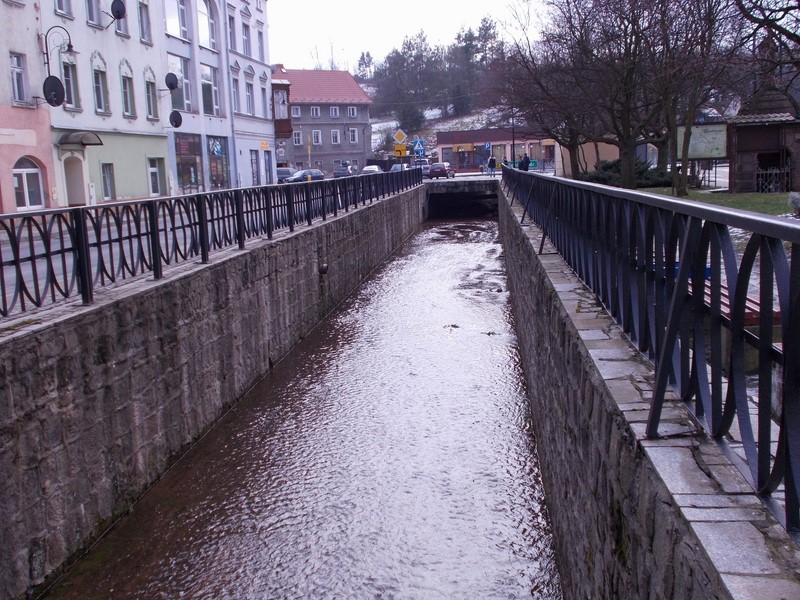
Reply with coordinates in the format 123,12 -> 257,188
498,189 -> 800,599
0,188 -> 426,600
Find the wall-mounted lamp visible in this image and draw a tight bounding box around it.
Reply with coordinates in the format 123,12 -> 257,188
41,25 -> 79,107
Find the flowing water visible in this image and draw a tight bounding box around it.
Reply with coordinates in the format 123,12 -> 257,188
43,218 -> 562,599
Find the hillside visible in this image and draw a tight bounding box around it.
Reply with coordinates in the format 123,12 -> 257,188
371,109 -> 500,157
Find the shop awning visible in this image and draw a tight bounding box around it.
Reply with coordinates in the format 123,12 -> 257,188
57,131 -> 104,146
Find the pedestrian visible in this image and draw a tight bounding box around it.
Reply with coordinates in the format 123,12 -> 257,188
520,154 -> 530,171
503,157 -> 509,167
487,156 -> 497,177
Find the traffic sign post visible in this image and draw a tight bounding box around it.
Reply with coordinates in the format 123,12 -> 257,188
413,140 -> 425,156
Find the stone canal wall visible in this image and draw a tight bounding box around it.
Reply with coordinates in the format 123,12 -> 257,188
498,187 -> 800,599
1,188 -> 426,600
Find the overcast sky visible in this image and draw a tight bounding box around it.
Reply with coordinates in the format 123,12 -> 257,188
266,0 -> 527,71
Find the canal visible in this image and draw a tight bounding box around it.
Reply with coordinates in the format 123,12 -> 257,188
42,218 -> 562,599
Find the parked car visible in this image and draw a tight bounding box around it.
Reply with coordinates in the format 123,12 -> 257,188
413,158 -> 431,178
333,164 -> 357,178
285,169 -> 325,182
429,162 -> 455,179
277,167 -> 298,183
361,165 -> 383,175
389,163 -> 410,172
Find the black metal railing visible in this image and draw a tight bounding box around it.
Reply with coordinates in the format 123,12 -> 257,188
0,169 -> 421,318
503,166 -> 800,537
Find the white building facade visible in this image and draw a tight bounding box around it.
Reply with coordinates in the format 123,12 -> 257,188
1,0 -> 278,214
39,0 -> 172,206
163,0 -> 276,193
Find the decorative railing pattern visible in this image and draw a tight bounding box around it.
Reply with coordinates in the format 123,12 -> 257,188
503,166 -> 800,537
0,170 -> 421,318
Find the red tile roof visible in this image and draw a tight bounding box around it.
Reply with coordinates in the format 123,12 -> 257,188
283,69 -> 372,105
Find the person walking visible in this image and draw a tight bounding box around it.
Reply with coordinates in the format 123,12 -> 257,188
519,154 -> 530,171
487,156 -> 497,177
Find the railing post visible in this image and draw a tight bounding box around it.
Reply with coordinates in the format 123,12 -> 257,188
196,194 -> 210,263
287,185 -> 296,232
235,188 -> 246,249
306,186 -> 313,226
146,199 -> 164,279
71,207 -> 93,305
266,189 -> 274,239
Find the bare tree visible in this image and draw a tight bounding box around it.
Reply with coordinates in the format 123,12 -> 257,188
736,0 -> 800,50
646,0 -> 749,195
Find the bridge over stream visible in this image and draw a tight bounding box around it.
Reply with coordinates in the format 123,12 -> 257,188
2,170 -> 800,599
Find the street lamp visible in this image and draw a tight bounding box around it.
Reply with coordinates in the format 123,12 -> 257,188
41,26 -> 79,107
501,96 -> 516,167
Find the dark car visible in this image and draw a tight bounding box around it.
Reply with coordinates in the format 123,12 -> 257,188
277,167 -> 298,183
333,164 -> 357,178
285,169 -> 325,182
429,162 -> 455,179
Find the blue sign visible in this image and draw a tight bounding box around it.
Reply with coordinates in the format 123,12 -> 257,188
484,142 -> 491,150
413,140 -> 425,155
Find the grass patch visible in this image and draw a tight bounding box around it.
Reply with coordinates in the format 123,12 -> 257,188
641,188 -> 792,216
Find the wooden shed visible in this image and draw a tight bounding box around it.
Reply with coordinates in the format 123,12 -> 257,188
727,86 -> 800,193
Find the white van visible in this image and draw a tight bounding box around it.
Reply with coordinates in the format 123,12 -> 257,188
412,158 -> 431,177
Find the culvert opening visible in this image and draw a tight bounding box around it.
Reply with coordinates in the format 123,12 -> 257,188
427,192 -> 499,219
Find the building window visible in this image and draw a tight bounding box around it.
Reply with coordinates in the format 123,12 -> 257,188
251,149 -> 259,185
86,0 -> 101,25
261,85 -> 268,118
197,0 -> 217,50
331,129 -> 340,145
10,53 -> 27,103
293,131 -> 301,145
207,136 -> 229,189
274,90 -> 287,119
115,13 -> 129,35
347,106 -> 357,118
349,128 -> 358,143
101,163 -> 116,200
245,82 -> 254,114
330,106 -> 339,118
145,79 -> 158,119
291,105 -> 300,118
255,0 -> 262,10
228,15 -> 236,51
56,0 -> 72,16
93,69 -> 109,114
13,157 -> 44,210
257,30 -> 264,62
121,75 -> 136,116
166,0 -> 188,38
138,0 -> 152,43
168,53 -> 192,111
200,64 -> 220,116
242,23 -> 250,56
310,106 -> 320,118
148,158 -> 164,195
63,62 -> 79,108
231,77 -> 240,112
312,130 -> 321,145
